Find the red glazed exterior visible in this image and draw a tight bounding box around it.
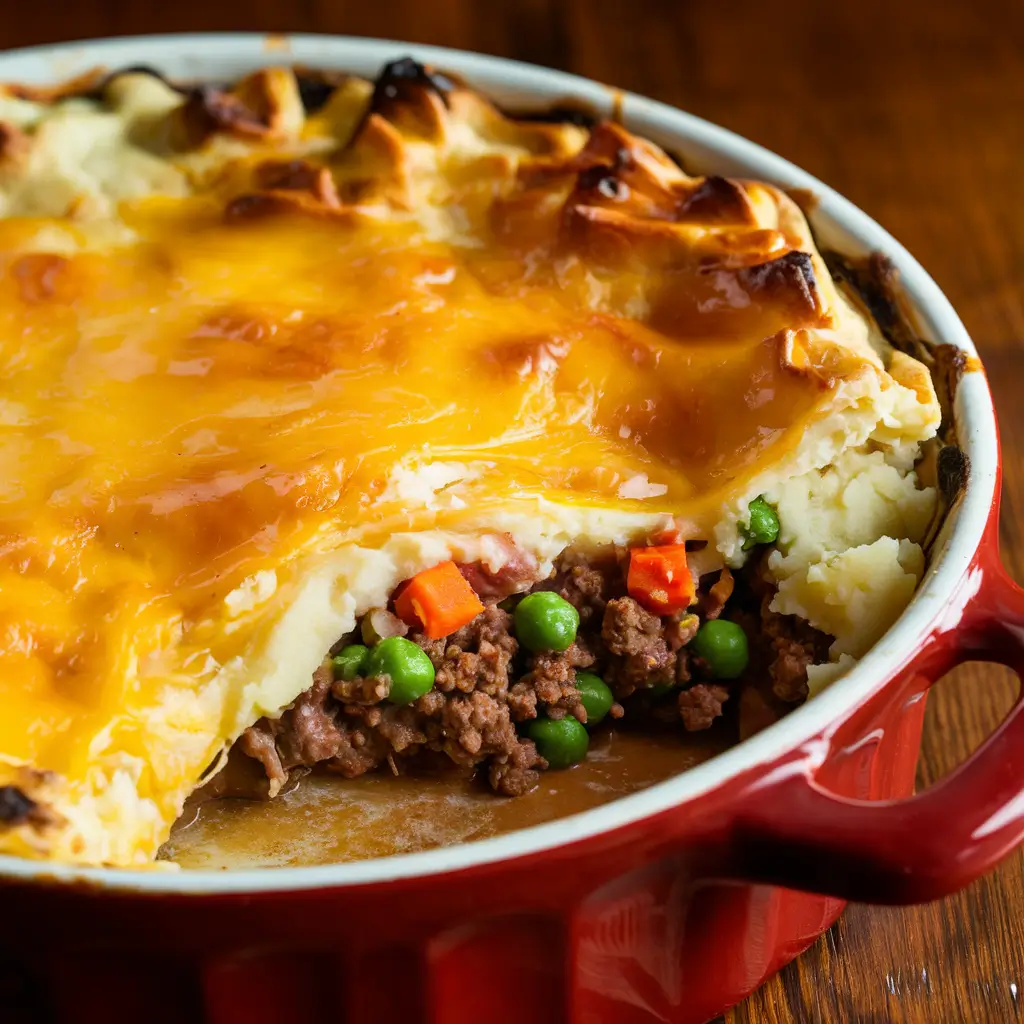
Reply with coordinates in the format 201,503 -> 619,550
3,35 -> 1024,1024
5,485 -> 1023,1023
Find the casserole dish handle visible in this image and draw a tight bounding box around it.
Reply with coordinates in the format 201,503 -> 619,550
728,525 -> 1024,904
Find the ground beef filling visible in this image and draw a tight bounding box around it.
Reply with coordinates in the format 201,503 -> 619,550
233,549 -> 831,798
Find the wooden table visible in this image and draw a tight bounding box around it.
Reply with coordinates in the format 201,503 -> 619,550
2,1 -> 1022,1020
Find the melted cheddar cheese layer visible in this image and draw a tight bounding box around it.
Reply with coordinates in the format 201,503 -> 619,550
0,62 -> 940,864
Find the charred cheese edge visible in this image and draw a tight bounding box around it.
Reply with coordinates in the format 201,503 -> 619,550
0,61 -> 939,865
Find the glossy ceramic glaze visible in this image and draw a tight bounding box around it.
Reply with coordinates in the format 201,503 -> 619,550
2,35 -> 1023,1024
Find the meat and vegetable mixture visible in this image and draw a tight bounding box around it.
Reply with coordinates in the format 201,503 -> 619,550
231,497 -> 827,801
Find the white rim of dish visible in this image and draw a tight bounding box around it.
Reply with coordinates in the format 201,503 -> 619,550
0,33 -> 996,894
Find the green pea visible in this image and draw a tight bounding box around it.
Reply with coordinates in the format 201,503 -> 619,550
364,636 -> 436,705
742,496 -> 780,550
691,619 -> 749,680
331,644 -> 369,681
575,671 -> 614,725
514,591 -> 579,652
649,682 -> 675,698
528,716 -> 589,769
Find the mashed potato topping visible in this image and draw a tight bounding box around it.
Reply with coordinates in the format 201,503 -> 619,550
0,61 -> 940,864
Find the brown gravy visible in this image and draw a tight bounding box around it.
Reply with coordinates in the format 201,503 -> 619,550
161,726 -> 730,869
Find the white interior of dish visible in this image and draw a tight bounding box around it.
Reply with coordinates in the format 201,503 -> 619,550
0,34 -> 997,893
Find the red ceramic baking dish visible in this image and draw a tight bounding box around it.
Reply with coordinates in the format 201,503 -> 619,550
2,33 -> 1022,1024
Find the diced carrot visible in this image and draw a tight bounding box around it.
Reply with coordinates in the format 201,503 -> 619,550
627,544 -> 695,615
394,560 -> 485,639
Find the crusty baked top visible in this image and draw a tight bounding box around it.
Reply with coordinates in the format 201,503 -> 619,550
0,59 -> 939,864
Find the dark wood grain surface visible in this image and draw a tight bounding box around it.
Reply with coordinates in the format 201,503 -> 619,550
2,1 -> 1023,1020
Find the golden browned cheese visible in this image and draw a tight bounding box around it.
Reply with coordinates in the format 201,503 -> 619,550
0,62 -> 937,864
